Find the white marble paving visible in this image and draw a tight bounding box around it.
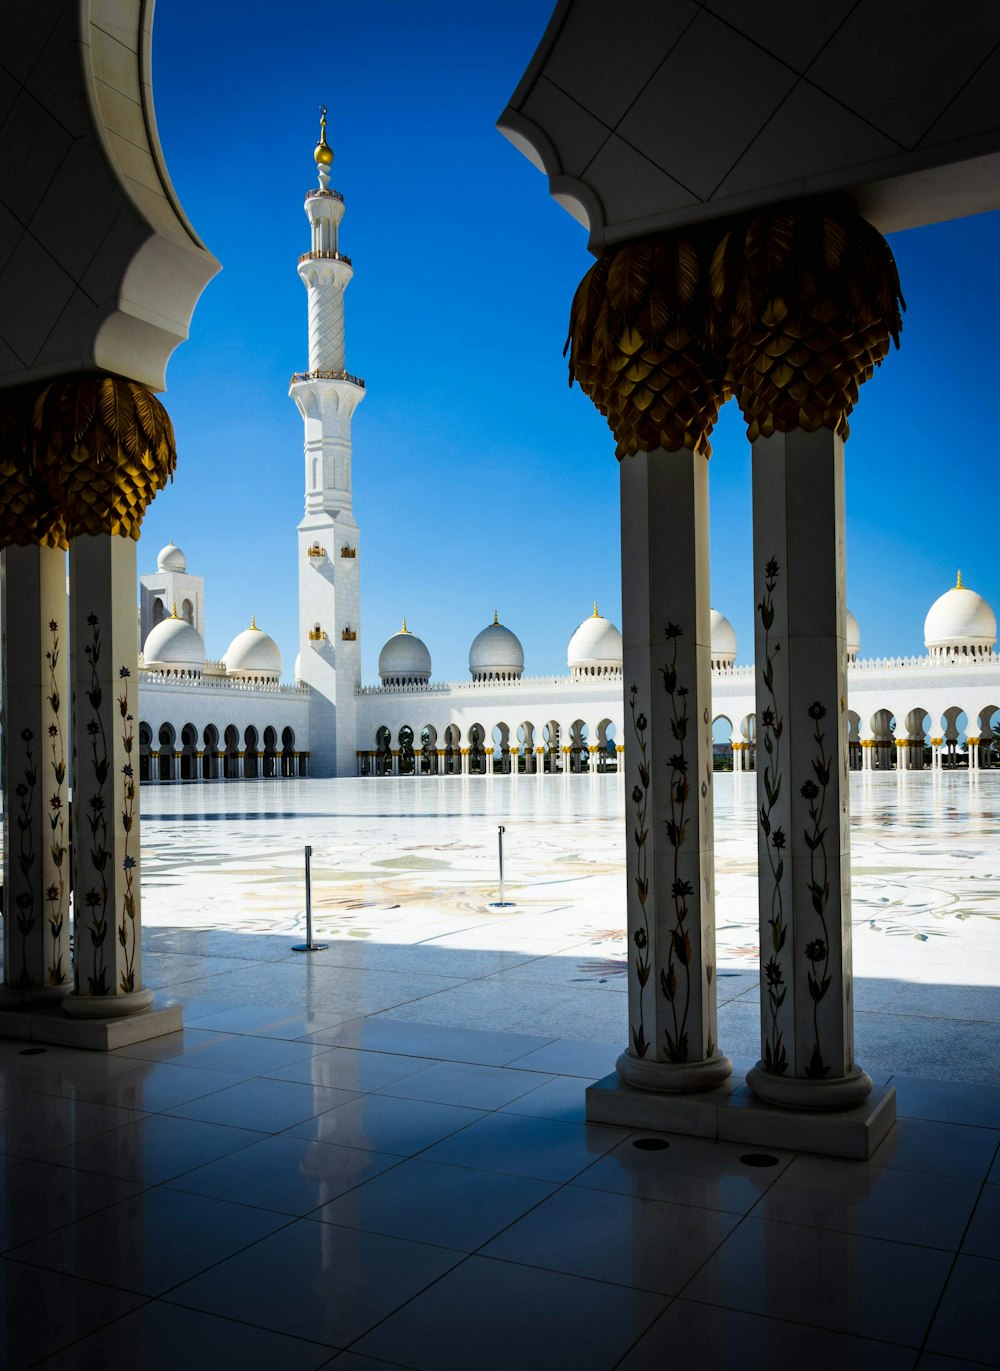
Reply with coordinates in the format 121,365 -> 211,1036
3,771 -> 999,1082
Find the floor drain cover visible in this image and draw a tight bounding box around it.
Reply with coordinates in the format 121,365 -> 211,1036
740,1152 -> 779,1167
18,1046 -> 47,1056
632,1137 -> 670,1151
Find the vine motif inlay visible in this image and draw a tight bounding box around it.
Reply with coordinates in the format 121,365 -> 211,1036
14,728 -> 38,988
803,700 -> 833,1077
45,619 -> 68,985
628,685 -> 651,1058
81,613 -> 111,996
658,623 -> 693,1064
758,558 -> 788,1075
117,666 -> 138,993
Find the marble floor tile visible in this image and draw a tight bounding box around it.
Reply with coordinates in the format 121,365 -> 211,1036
869,1116 -> 1000,1181
375,977 -> 624,1044
164,1077 -> 359,1132
158,1033 -> 324,1076
329,1356 -> 417,1371
166,1218 -> 460,1348
0,1160 -> 142,1251
111,1028 -> 234,1064
264,1046 -> 437,1092
46,1114 -> 267,1185
32,1301 -> 333,1371
420,1111 -> 630,1183
6,1188 -> 288,1296
0,1259 -> 145,1371
375,1061 -> 553,1110
990,1149 -> 1000,1184
500,1075 -> 590,1123
752,1155 -> 981,1249
616,1298 -> 919,1370
683,1215 -> 953,1346
962,1182 -> 1000,1259
924,1254 -> 1000,1364
505,1037 -> 620,1078
891,1075 -> 1000,1129
62,1061 -> 245,1113
354,1254 -> 667,1370
0,1097 -> 146,1161
315,1157 -> 556,1250
0,1046 -> 143,1098
167,1134 -> 400,1215
183,1004 -> 345,1036
482,1185 -> 739,1293
285,1094 -> 485,1157
574,1133 -> 793,1215
310,1018 -> 556,1066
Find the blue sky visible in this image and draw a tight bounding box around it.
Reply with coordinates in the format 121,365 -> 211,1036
149,2 -> 1000,682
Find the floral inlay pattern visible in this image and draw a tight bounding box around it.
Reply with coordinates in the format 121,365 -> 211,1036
117,666 -> 139,992
803,700 -> 833,1077
80,613 -> 112,996
628,685 -> 651,1058
758,558 -> 788,1075
13,727 -> 38,988
45,618 -> 68,985
658,622 -> 694,1064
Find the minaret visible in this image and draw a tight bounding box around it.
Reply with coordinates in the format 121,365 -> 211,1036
290,108 -> 365,777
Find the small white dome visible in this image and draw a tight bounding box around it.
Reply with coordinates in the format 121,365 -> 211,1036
142,614 -> 206,671
224,617 -> 282,680
157,541 -> 186,573
845,608 -> 861,661
469,614 -> 524,681
568,604 -> 623,678
379,620 -> 431,685
924,574 -> 996,658
710,609 -> 736,667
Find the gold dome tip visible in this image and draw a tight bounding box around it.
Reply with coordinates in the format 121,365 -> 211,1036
493,609 -> 499,626
314,104 -> 334,166
592,600 -> 600,618
170,601 -> 178,619
956,569 -> 964,589
250,613 -> 259,631
401,617 -> 409,634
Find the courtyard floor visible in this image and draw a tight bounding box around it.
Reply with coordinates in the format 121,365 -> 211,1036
0,773 -> 998,1367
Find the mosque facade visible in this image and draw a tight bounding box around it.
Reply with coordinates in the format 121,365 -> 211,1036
132,142 -> 1000,782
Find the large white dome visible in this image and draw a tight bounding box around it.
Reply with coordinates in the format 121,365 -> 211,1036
157,540 -> 186,573
469,614 -> 524,681
224,618 -> 282,680
142,613 -> 206,673
379,620 -> 431,685
568,605 -> 623,678
710,609 -> 736,667
846,607 -> 861,661
924,574 -> 996,659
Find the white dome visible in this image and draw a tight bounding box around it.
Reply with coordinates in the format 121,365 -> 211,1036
379,621 -> 431,684
142,614 -> 206,671
924,574 -> 996,658
845,608 -> 861,661
710,609 -> 736,666
157,541 -> 186,573
469,615 -> 524,681
224,618 -> 282,680
568,605 -> 623,678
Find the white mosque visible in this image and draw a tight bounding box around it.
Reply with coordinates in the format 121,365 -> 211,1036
133,131 -> 1000,782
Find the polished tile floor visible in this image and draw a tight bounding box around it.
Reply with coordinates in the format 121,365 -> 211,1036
0,773 -> 998,1366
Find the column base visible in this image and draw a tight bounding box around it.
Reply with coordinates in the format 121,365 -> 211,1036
0,984 -> 72,1008
746,1060 -> 873,1110
616,1048 -> 733,1094
587,1071 -> 896,1160
0,998 -> 181,1051
62,987 -> 156,1020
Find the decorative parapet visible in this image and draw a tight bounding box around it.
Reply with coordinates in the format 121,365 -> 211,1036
298,250 -> 352,265
356,670 -> 623,696
306,188 -> 344,203
306,543 -> 326,558
341,627 -> 357,641
308,627 -> 327,642
290,369 -> 365,388
138,671 -> 308,695
340,545 -> 357,558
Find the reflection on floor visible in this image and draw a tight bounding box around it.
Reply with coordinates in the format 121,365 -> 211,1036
0,773 -> 998,1367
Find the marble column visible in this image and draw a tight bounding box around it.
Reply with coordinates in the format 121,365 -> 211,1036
747,428 -> 871,1108
510,744 -> 520,778
616,448 -> 731,1092
65,534 -> 152,1017
968,736 -> 981,771
149,752 -> 160,782
0,544 -> 71,1000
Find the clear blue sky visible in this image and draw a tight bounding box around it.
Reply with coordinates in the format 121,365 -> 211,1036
148,2 -> 1000,681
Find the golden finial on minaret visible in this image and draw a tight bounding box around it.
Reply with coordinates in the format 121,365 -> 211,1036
401,617 -> 409,634
170,601 -> 178,619
956,569 -> 964,589
592,600 -> 600,618
314,105 -> 333,168
493,609 -> 499,626
250,613 -> 259,631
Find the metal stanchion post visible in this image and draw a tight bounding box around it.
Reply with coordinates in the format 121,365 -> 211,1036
489,824 -> 515,908
293,844 -> 328,952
